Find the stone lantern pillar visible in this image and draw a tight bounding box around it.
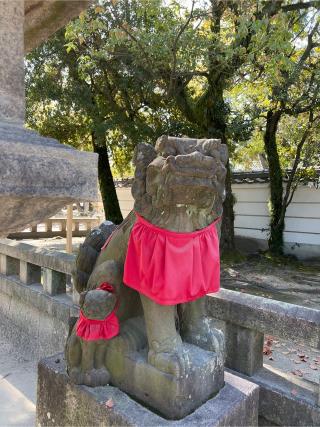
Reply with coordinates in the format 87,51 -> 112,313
0,1 -> 25,124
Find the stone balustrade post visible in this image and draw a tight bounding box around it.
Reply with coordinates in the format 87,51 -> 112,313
60,219 -> 67,232
43,268 -> 66,295
46,219 -> 53,233
225,323 -> 264,376
0,254 -> 20,276
19,260 -> 41,285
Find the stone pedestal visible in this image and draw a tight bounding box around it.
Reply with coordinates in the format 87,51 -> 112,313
37,354 -> 259,427
106,338 -> 224,419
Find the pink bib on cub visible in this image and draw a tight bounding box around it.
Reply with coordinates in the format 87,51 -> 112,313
76,282 -> 120,341
123,213 -> 220,305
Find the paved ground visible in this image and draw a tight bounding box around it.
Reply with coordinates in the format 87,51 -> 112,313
263,335 -> 320,386
0,330 -> 36,427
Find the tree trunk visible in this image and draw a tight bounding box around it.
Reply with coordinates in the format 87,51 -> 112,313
264,110 -> 284,255
206,85 -> 235,252
220,161 -> 235,251
92,133 -> 123,224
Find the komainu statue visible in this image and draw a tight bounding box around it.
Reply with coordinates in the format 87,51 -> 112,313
66,135 -> 228,419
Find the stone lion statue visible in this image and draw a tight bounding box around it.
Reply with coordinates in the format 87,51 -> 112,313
65,135 -> 228,415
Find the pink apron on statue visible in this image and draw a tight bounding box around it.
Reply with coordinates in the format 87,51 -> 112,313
76,282 -> 120,341
123,213 -> 221,305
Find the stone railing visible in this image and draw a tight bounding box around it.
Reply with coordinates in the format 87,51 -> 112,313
7,216 -> 100,239
0,238 -> 76,298
207,289 -> 320,426
0,238 -> 79,358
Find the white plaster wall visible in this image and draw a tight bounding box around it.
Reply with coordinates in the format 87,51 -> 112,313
116,183 -> 320,259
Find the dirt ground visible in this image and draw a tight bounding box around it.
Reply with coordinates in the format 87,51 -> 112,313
221,255 -> 320,309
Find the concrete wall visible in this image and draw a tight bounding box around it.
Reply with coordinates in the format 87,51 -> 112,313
116,183 -> 320,259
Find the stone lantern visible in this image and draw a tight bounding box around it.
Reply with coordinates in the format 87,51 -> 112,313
0,1 -> 98,237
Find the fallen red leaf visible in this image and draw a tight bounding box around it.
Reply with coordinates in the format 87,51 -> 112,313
310,364 -> 318,370
263,345 -> 272,356
292,370 -> 303,377
105,399 -> 114,409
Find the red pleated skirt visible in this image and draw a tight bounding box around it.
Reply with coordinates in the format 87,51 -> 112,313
123,213 -> 220,305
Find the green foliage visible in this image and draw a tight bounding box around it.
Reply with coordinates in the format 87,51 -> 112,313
26,0 -> 320,244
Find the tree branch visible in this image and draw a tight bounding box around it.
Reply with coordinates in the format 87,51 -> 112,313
168,0 -> 195,97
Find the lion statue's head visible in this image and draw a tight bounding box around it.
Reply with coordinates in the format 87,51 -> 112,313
131,136 -> 228,232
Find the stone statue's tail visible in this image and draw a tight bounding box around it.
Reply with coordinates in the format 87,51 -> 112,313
72,221 -> 116,294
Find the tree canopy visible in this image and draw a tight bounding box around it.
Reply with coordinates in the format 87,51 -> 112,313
26,0 -> 320,252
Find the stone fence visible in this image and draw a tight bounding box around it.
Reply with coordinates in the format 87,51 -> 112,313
0,238 -> 319,425
208,290 -> 320,426
0,239 -> 78,359
8,216 -> 100,239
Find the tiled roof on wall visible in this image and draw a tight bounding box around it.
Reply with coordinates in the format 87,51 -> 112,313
114,170 -> 320,187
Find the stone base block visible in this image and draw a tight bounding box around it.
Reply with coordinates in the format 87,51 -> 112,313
106,337 -> 224,419
36,354 -> 259,427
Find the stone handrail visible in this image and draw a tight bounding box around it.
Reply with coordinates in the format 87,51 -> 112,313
208,287 -> 320,416
8,216 -> 100,239
0,238 -> 76,297
209,288 -> 320,346
207,289 -> 320,376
